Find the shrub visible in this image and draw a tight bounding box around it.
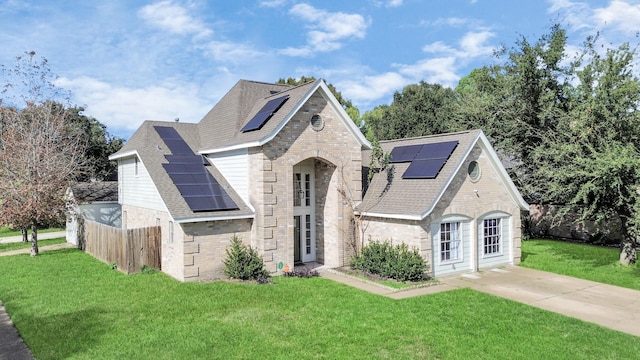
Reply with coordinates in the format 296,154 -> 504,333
351,240 -> 427,282
223,235 -> 269,281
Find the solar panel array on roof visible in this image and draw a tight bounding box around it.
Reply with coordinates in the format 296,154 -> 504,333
388,140 -> 458,179
241,95 -> 289,133
154,126 -> 238,212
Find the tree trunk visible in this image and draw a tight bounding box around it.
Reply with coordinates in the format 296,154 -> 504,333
619,236 -> 637,266
30,223 -> 39,256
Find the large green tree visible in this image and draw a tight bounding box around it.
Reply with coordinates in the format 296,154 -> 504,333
364,82 -> 458,141
455,24 -> 571,198
534,40 -> 640,264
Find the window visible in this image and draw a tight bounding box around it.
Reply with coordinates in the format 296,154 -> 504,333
468,160 -> 480,181
440,222 -> 461,262
293,173 -> 302,207
483,218 -> 501,255
310,114 -> 324,131
134,157 -> 139,177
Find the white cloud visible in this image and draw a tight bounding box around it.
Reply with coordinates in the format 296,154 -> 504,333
57,76 -> 212,138
593,0 -> 640,34
338,72 -> 409,105
396,57 -> 459,86
138,1 -> 212,38
422,17 -> 475,28
283,3 -> 369,56
459,31 -> 495,57
422,41 -> 457,54
386,0 -> 403,7
259,0 -> 288,7
422,31 -> 495,62
200,40 -> 265,63
546,0 -> 594,31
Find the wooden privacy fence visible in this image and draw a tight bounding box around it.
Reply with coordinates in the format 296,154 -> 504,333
82,220 -> 161,274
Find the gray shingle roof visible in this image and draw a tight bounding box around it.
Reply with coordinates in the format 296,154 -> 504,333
113,121 -> 254,222
358,130 -> 483,219
198,79 -> 320,152
70,181 -> 118,203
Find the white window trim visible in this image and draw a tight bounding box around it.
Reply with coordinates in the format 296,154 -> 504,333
482,218 -> 503,258
439,221 -> 464,265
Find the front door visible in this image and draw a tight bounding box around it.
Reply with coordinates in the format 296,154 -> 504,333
293,160 -> 315,263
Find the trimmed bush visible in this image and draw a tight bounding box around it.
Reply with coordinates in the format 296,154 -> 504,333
223,235 -> 269,281
351,240 -> 427,282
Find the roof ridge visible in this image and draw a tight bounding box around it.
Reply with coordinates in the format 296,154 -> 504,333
379,129 -> 479,144
262,79 -> 319,99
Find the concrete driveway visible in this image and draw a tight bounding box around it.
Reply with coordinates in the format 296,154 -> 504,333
440,266 -> 640,337
321,265 -> 640,337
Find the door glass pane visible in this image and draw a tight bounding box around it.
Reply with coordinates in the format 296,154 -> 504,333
293,173 -> 301,207
294,216 -> 301,261
304,174 -> 311,206
305,214 -> 311,255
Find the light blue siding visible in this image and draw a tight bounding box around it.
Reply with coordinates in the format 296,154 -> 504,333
119,156 -> 166,211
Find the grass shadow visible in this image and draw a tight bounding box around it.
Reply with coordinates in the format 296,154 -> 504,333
21,307 -> 109,360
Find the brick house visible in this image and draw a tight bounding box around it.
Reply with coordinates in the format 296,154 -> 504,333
109,79 -> 528,281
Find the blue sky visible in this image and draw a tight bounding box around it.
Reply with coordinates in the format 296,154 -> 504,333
1,0 -> 639,139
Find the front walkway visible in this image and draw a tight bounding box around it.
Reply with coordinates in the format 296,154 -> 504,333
320,266 -> 640,337
0,302 -> 34,360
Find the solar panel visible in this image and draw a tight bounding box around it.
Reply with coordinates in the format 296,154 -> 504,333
389,144 -> 423,163
154,126 -> 182,140
155,126 -> 238,212
241,95 -> 289,132
164,155 -> 203,164
402,158 -> 448,179
414,141 -> 458,160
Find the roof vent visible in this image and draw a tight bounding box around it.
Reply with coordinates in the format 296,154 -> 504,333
174,117 -> 179,122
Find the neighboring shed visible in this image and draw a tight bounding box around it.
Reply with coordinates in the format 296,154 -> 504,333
66,181 -> 121,245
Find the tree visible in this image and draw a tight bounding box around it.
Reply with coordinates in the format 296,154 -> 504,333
0,52 -> 87,255
366,81 -> 458,141
454,25 -> 571,199
67,107 -> 124,181
0,102 -> 86,255
534,40 -> 640,264
277,76 -> 362,127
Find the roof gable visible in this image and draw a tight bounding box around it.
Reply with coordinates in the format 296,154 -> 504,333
198,79 -> 370,154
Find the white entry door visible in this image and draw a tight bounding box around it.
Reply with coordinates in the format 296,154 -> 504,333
293,160 -> 315,263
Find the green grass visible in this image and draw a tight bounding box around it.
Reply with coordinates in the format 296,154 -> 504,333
0,249 -> 638,359
0,237 -> 67,253
0,226 -> 64,237
521,239 -> 640,290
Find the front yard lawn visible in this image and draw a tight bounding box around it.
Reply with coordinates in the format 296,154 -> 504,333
0,249 -> 638,359
521,239 -> 640,290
